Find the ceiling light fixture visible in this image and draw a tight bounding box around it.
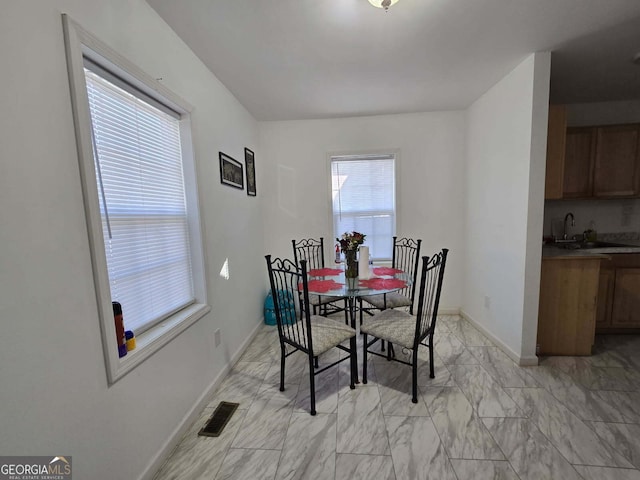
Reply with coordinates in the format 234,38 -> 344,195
368,0 -> 399,12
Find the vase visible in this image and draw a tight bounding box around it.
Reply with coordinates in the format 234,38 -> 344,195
345,249 -> 358,287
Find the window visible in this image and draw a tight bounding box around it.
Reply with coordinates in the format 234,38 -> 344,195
84,62 -> 193,335
331,154 -> 396,261
63,16 -> 208,383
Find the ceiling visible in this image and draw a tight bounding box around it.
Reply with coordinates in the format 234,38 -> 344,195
146,0 -> 640,121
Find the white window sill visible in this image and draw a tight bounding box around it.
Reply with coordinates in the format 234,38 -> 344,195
112,303 -> 211,383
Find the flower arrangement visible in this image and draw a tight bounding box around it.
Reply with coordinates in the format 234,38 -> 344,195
337,231 -> 366,279
336,231 -> 366,252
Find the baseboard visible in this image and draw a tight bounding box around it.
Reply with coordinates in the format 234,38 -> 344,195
517,355 -> 539,366
438,307 -> 460,316
459,309 -> 538,367
138,318 -> 265,480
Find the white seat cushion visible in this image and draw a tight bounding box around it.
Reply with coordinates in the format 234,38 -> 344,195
360,308 -> 417,350
284,316 -> 356,356
361,292 -> 411,310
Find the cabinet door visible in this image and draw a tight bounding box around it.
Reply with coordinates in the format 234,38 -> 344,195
593,125 -> 640,197
595,268 -> 614,329
537,258 -> 599,355
563,127 -> 595,198
545,105 -> 567,200
611,268 -> 640,327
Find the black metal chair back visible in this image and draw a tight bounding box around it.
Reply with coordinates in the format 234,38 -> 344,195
265,254 -> 357,415
413,249 -> 448,349
292,237 -> 348,321
392,237 -> 422,311
265,256 -> 312,353
361,248 -> 449,403
292,237 -> 326,271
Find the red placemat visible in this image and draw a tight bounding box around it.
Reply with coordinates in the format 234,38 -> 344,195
372,267 -> 404,276
302,279 -> 344,293
308,267 -> 342,276
359,278 -> 407,290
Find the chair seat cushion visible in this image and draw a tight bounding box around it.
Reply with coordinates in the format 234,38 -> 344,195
361,292 -> 411,310
309,294 -> 346,307
360,309 -> 417,350
283,316 -> 355,356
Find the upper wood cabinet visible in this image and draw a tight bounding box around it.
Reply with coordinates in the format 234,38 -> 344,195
544,107 -> 640,200
545,105 -> 567,200
593,124 -> 640,197
563,127 -> 595,198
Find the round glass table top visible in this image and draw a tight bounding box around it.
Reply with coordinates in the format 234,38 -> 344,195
304,266 -> 411,297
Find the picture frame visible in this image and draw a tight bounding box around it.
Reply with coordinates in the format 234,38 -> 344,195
219,152 -> 244,190
245,148 -> 256,196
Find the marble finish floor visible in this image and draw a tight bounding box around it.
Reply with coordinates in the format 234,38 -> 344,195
154,315 -> 640,480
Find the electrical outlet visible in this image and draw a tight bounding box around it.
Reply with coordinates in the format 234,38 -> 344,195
484,295 -> 491,309
214,328 -> 221,347
622,201 -> 634,227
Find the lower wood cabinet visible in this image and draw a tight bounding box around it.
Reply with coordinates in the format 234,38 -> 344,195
596,268 -> 614,329
538,257 -> 600,356
596,254 -> 640,332
611,268 -> 640,327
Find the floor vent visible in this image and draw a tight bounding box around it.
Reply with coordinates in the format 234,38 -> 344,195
198,401 -> 239,438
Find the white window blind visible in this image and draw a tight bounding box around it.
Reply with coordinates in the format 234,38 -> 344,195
84,65 -> 194,334
331,154 -> 396,261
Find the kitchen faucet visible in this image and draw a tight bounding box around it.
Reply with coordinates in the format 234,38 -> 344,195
563,212 -> 575,240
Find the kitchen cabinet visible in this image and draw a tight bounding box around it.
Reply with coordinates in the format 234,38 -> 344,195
593,124 -> 640,197
595,267 -> 615,329
545,105 -> 567,200
596,254 -> 640,332
537,257 -> 600,355
544,109 -> 640,199
611,268 -> 640,328
563,127 -> 595,198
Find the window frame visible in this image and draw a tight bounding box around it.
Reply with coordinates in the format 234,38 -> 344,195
327,150 -> 399,262
63,15 -> 210,384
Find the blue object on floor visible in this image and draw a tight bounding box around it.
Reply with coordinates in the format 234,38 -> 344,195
264,290 -> 296,325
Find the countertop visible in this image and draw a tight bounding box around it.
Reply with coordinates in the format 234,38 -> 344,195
542,240 -> 640,259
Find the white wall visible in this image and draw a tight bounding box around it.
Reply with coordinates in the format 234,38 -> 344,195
0,1 -> 263,479
463,53 -> 550,364
522,53 -> 552,362
259,112 -> 466,311
544,100 -> 640,238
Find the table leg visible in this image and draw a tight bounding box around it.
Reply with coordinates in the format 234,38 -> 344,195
348,296 -> 359,384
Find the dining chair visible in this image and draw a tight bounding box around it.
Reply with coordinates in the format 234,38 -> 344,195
361,249 -> 448,403
292,237 -> 349,323
359,237 -> 422,319
265,255 -> 357,415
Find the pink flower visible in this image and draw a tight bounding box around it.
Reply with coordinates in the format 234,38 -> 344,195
336,231 -> 366,253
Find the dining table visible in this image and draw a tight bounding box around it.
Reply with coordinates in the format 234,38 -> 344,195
305,265 -> 412,383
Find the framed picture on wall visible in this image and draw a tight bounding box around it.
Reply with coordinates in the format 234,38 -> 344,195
245,148 -> 256,196
219,152 -> 244,190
